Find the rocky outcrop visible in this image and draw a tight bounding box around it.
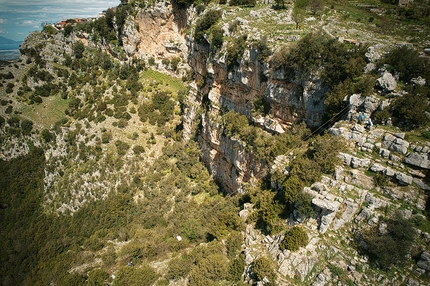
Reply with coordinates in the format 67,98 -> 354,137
133,1 -> 188,59
417,251 -> 430,275
198,114 -> 267,193
383,133 -> 409,154
344,94 -> 381,122
377,70 -> 397,92
403,153 -> 430,169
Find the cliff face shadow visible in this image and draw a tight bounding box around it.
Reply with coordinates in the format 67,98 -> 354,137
171,1 -> 188,33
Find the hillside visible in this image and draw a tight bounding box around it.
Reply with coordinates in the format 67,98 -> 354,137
1,0 -> 430,285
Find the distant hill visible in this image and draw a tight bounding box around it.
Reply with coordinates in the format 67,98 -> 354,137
0,36 -> 22,50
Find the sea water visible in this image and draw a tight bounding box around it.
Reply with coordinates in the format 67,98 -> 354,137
0,49 -> 20,61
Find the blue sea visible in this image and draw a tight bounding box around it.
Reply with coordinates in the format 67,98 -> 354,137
0,49 -> 20,61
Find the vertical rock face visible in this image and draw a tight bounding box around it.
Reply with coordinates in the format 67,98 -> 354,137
186,43 -> 326,192
123,1 -> 188,59
198,113 -> 268,193
126,1 -> 328,193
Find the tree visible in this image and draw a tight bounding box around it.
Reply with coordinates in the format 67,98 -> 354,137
365,211 -> 417,269
292,7 -> 306,29
391,90 -> 430,127
21,119 -> 33,135
382,45 -> 429,82
72,41 -> 85,59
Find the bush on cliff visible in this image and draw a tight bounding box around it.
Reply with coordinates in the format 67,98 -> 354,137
381,45 -> 429,83
194,9 -> 222,44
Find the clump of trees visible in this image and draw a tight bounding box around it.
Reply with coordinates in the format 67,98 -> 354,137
364,211 -> 417,269
271,32 -> 368,121
373,45 -> 430,128
138,91 -> 176,126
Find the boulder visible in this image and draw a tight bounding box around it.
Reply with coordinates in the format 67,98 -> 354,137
351,157 -> 371,169
312,267 -> 332,286
417,251 -> 430,274
347,169 -> 374,190
410,76 -> 426,86
383,133 -> 409,154
377,71 -> 397,92
379,148 -> 390,158
338,152 -> 352,166
370,163 -> 385,173
355,207 -> 372,223
312,198 -> 340,213
403,153 -> 430,169
395,172 -> 413,185
365,46 -> 381,62
311,182 -> 329,194
333,199 -> 359,230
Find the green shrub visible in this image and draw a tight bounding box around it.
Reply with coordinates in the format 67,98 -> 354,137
295,191 -> 314,218
281,175 -> 303,204
162,58 -> 170,68
113,264 -> 159,286
40,129 -> 54,143
194,10 -> 222,44
189,254 -> 229,286
88,269 -> 109,286
170,57 -> 181,71
308,134 -> 345,174
391,91 -> 430,127
73,41 -> 85,59
7,116 -> 20,128
365,211 -> 417,269
211,26 -> 224,49
373,109 -> 391,124
226,231 -> 243,258
115,140 -> 130,156
21,119 -> 33,135
381,45 -> 429,83
227,34 -> 247,70
133,145 -> 145,154
167,255 -> 194,280
5,105 -> 13,114
5,83 -> 14,93
227,255 -> 246,282
229,0 -> 256,6
252,257 -> 276,282
253,36 -> 271,61
280,226 -> 309,251
373,172 -> 390,187
101,131 -> 112,144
